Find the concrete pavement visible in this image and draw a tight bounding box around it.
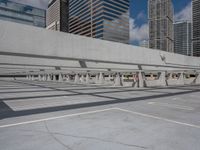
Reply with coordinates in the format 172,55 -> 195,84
0,79 -> 200,150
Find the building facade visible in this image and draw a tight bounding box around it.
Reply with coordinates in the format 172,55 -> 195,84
174,21 -> 192,56
148,0 -> 174,52
46,0 -> 69,32
68,0 -> 130,44
139,40 -> 149,48
0,0 -> 45,28
192,0 -> 200,57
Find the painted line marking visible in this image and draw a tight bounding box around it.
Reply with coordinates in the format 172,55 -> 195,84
147,102 -> 194,111
116,108 -> 200,129
0,108 -> 117,128
1,107 -> 200,129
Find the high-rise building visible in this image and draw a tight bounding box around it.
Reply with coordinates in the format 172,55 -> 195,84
46,0 -> 69,32
148,0 -> 174,52
192,0 -> 200,57
0,0 -> 45,28
174,21 -> 192,56
68,0 -> 130,44
139,40 -> 149,48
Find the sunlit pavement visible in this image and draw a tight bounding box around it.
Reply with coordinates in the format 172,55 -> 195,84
0,80 -> 200,150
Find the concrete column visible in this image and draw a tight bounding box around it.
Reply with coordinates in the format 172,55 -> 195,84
95,74 -> 99,84
58,73 -> 63,82
31,75 -> 35,81
53,74 -> 56,81
47,74 -> 51,81
179,72 -> 184,81
86,73 -> 90,84
99,72 -> 104,84
26,75 -> 29,80
195,73 -> 200,84
114,73 -> 122,86
108,74 -> 112,81
159,72 -> 166,86
138,71 -> 144,88
42,75 -> 46,81
80,74 -> 85,83
66,75 -> 70,82
74,74 -> 80,83
38,74 -> 42,81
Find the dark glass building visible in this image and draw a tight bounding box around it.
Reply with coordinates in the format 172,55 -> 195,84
174,21 -> 192,56
0,0 -> 46,28
46,0 -> 69,32
192,0 -> 200,57
69,0 -> 130,44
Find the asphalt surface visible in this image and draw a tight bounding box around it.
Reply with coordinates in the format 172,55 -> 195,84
0,79 -> 200,150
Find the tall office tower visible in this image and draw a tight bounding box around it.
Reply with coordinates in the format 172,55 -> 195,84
192,0 -> 200,57
139,40 -> 149,48
174,21 -> 192,56
46,0 -> 69,32
68,0 -> 130,44
0,0 -> 45,28
148,0 -> 174,52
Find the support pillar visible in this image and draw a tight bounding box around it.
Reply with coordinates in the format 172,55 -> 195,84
74,74 -> 80,83
66,75 -> 70,82
138,71 -> 144,88
38,74 -> 42,81
31,75 -> 35,81
99,72 -> 104,84
114,73 -> 122,86
95,74 -> 99,84
47,74 -> 51,81
58,73 -> 63,82
42,75 -> 46,81
80,75 -> 85,83
86,73 -> 90,84
195,73 -> 200,84
26,75 -> 29,80
53,74 -> 56,81
159,72 -> 166,86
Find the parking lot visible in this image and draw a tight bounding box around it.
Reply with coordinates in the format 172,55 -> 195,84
0,79 -> 200,150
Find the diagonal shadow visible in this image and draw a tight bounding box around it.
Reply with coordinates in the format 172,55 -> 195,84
1,80 -> 199,102
1,87 -> 200,120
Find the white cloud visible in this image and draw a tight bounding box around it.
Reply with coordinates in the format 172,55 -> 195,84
129,17 -> 149,43
136,11 -> 146,21
175,2 -> 192,21
10,0 -> 50,9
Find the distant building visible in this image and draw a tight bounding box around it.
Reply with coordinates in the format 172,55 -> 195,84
0,0 -> 45,28
148,0 -> 174,52
174,21 -> 192,56
139,40 -> 149,48
192,0 -> 200,57
46,0 -> 69,32
68,0 -> 130,44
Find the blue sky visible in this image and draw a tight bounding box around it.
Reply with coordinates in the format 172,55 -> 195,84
10,0 -> 193,45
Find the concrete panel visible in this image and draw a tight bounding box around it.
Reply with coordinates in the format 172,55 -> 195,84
0,20 -> 200,71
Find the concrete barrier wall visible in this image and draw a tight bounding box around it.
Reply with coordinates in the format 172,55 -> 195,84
0,20 -> 200,70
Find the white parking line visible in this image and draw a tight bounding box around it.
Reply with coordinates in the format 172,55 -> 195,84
1,107 -> 200,129
116,108 -> 200,129
147,102 -> 194,111
0,108 -> 117,128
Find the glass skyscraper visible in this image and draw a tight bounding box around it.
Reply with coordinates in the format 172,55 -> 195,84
0,0 -> 45,28
69,0 -> 130,44
148,0 -> 174,52
46,0 -> 69,32
174,21 -> 192,56
192,0 -> 200,57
